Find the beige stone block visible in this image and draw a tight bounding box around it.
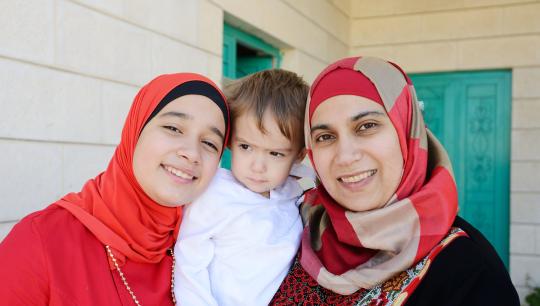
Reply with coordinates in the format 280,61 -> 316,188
512,130 -> 540,161
537,227 -> 540,255
326,35 -> 349,63
350,0 -> 397,18
512,99 -> 540,129
197,0 -> 224,54
0,0 -> 55,64
70,0 -> 124,16
423,8 -> 504,41
100,82 -> 138,145
463,0 -> 535,9
458,35 -> 540,70
281,49 -> 327,85
0,140 -> 63,221
62,144 -> 115,194
0,221 -> 17,242
207,55 -> 223,86
511,224 -> 536,254
513,68 -> 540,99
124,0 -> 199,45
73,0 -> 200,46
56,0 -> 152,85
510,254 -> 540,286
282,0 -> 350,44
329,0 -> 351,18
388,42 -> 458,73
150,35 -> 210,77
511,192 -> 540,224
0,58 -> 102,144
501,3 -> 540,35
511,162 -> 540,192
350,46 -> 396,62
351,14 -> 423,47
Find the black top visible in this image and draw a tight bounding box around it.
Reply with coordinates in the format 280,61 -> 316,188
270,216 -> 520,305
406,216 -> 519,306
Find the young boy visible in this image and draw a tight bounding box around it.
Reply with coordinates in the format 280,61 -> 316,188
174,69 -> 311,306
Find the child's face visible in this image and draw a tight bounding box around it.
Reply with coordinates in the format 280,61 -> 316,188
133,95 -> 226,207
230,111 -> 303,198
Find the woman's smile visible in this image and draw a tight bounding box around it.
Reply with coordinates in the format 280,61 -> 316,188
162,164 -> 197,182
338,169 -> 377,190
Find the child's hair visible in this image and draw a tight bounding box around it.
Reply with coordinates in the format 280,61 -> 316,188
224,69 -> 309,149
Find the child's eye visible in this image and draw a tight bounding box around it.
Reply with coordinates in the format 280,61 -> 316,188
270,151 -> 285,157
202,141 -> 219,152
239,144 -> 250,151
164,126 -> 182,134
315,134 -> 334,143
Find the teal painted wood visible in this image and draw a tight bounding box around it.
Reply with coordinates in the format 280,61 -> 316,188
411,70 -> 511,267
221,24 -> 281,169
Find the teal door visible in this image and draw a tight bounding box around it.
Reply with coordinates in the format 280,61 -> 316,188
411,71 -> 511,266
221,24 -> 281,168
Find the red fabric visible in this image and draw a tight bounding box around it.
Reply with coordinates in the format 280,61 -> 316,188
309,68 -> 383,121
0,205 -> 175,306
55,73 -> 229,267
302,56 -> 458,283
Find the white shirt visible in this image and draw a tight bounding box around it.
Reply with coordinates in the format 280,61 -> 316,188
174,168 -> 304,306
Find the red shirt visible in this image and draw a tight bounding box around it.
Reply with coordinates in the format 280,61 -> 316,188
0,205 -> 175,306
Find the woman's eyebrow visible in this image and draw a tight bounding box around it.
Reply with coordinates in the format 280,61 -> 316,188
310,124 -> 330,135
210,126 -> 224,142
159,111 -> 192,120
350,111 -> 385,122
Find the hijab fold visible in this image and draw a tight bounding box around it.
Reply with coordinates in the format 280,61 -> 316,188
301,57 -> 458,294
56,73 -> 229,269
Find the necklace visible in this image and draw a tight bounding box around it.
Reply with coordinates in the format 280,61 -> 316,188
105,245 -> 177,306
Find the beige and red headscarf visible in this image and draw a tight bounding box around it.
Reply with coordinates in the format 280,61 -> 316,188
56,73 -> 230,269
300,57 -> 458,294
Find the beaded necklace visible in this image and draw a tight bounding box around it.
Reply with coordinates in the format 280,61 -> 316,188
105,246 -> 176,305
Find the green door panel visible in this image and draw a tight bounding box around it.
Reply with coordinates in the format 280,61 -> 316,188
221,24 -> 281,169
411,71 -> 511,267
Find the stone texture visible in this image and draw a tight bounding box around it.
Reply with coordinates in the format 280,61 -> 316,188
73,0 -> 200,47
512,98 -> 540,129
513,67 -> 540,99
458,35 -> 540,69
62,144 -> 115,194
150,35 -> 210,77
511,193 -> 540,224
0,139 -> 63,222
56,0 -> 153,85
512,130 -> 540,161
100,82 -> 138,145
511,162 -> 540,192
0,58 -> 102,144
510,255 -> 540,287
510,224 -> 536,254
0,0 -> 55,64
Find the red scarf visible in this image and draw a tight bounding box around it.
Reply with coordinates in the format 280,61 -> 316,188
301,57 -> 458,294
56,73 -> 229,268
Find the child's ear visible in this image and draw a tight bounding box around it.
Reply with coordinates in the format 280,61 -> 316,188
295,148 -> 307,163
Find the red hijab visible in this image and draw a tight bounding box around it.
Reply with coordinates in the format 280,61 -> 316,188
56,73 -> 229,268
300,57 -> 458,294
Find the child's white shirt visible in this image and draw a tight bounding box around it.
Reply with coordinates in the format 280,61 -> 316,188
173,168 -> 304,306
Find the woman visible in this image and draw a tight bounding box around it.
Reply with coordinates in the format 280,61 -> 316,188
271,57 -> 519,305
0,73 -> 230,305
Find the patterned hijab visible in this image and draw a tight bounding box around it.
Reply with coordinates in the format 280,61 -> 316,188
56,73 -> 230,269
301,57 -> 458,294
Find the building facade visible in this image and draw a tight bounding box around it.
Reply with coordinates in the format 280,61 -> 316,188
1,0 -> 539,302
